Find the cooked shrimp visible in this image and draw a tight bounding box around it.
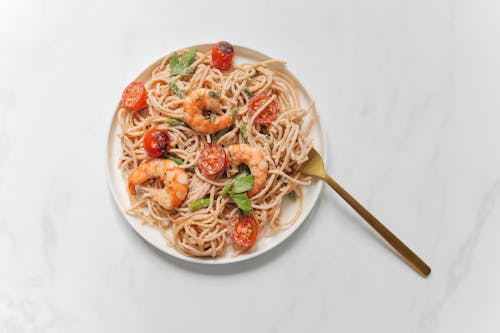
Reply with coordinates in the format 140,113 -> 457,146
128,159 -> 189,210
183,88 -> 232,134
226,144 -> 268,197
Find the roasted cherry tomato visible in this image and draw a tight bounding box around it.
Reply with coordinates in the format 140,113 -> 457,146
211,41 -> 234,71
121,81 -> 148,110
248,94 -> 278,125
228,215 -> 258,247
198,143 -> 227,177
144,128 -> 170,157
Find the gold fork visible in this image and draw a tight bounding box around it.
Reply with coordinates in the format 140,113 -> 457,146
301,148 -> 431,277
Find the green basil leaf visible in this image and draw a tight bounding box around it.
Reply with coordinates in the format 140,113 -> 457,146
240,124 -> 249,143
163,154 -> 184,165
189,198 -> 210,211
231,175 -> 254,194
222,170 -> 249,196
221,183 -> 231,196
230,192 -> 252,213
231,107 -> 238,120
214,127 -> 230,141
170,48 -> 197,76
179,48 -> 197,67
208,91 -> 220,98
169,52 -> 179,71
287,190 -> 297,201
243,87 -> 253,98
165,118 -> 187,126
235,170 -> 249,178
168,81 -> 185,98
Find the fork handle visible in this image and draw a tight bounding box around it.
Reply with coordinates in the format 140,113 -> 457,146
324,175 -> 431,277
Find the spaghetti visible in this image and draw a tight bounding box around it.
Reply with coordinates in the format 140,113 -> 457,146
118,45 -> 314,257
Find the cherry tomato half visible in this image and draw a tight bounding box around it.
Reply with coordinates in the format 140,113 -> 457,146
227,215 -> 258,247
211,41 -> 234,71
121,81 -> 148,110
144,128 -> 170,158
198,143 -> 227,177
248,94 -> 279,125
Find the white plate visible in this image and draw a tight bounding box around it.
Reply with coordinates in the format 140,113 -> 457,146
106,44 -> 326,264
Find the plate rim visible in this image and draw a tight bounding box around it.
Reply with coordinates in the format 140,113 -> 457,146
105,43 -> 327,265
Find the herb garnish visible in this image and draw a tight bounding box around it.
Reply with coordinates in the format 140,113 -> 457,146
206,113 -> 216,121
243,87 -> 253,98
222,171 -> 254,213
169,48 -> 197,76
165,118 -> 187,126
163,154 -> 183,165
231,192 -> 252,213
163,153 -> 194,172
231,107 -> 238,119
240,124 -> 249,143
169,82 -> 185,98
214,127 -> 231,141
208,91 -> 220,98
189,198 -> 210,211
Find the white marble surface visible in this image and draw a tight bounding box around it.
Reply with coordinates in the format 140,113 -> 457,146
1,0 -> 499,332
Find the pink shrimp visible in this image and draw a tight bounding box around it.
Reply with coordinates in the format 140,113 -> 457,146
128,159 -> 189,209
183,88 -> 232,134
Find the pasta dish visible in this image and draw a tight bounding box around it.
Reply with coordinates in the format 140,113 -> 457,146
118,42 -> 313,257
